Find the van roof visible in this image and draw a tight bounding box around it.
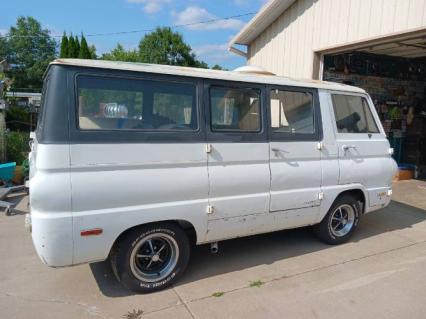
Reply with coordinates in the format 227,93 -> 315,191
50,59 -> 365,94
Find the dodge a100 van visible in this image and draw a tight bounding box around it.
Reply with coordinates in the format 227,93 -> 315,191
28,59 -> 397,293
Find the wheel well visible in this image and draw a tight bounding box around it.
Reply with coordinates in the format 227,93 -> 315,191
109,220 -> 197,256
336,189 -> 366,214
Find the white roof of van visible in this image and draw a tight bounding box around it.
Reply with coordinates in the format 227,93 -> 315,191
50,59 -> 365,94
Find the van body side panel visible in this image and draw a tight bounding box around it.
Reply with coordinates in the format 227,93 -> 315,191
207,143 -> 270,219
30,143 -> 73,266
338,140 -> 394,187
205,207 -> 320,242
337,138 -> 395,211
70,143 -> 209,264
269,142 -> 322,212
204,143 -> 270,242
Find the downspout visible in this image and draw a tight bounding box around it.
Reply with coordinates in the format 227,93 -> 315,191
228,46 -> 248,58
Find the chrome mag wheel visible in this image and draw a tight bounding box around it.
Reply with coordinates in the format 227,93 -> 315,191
130,233 -> 179,282
329,204 -> 356,237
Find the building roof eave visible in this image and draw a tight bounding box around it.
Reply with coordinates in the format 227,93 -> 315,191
228,0 -> 296,47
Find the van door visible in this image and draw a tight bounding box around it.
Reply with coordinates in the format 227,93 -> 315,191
204,82 -> 270,241
268,87 -> 322,221
330,93 -> 394,208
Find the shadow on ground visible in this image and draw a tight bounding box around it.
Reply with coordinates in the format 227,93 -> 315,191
90,200 -> 426,297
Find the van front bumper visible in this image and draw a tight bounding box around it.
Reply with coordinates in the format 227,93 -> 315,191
31,210 -> 73,267
365,186 -> 393,213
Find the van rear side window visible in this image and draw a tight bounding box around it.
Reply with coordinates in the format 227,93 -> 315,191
37,75 -> 50,133
210,87 -> 261,132
332,95 -> 379,134
270,90 -> 314,134
77,75 -> 197,131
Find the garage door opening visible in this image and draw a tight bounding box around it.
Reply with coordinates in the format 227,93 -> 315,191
321,36 -> 426,180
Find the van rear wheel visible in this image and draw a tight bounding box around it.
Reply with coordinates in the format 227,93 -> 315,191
314,194 -> 360,245
111,223 -> 190,293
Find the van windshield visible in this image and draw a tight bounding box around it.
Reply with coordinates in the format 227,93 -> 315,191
77,75 -> 197,131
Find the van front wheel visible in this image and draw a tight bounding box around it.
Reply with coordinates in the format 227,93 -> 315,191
111,223 -> 190,293
314,195 -> 360,245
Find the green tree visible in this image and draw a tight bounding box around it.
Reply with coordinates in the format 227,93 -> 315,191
74,35 -> 80,57
102,43 -> 139,62
68,35 -> 76,58
5,131 -> 29,164
0,35 -> 9,61
5,105 -> 30,131
138,27 -> 206,67
212,64 -> 226,70
89,45 -> 97,59
0,37 -> 9,86
5,16 -> 56,89
59,32 -> 69,58
195,60 -> 208,69
79,34 -> 91,59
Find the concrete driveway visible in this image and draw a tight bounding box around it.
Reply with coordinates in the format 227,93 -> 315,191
1,180 -> 426,319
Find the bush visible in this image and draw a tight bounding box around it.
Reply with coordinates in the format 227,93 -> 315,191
5,131 -> 29,164
6,105 -> 32,132
22,158 -> 29,179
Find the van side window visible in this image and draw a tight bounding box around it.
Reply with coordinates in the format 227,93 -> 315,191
37,75 -> 50,132
77,75 -> 197,131
331,95 -> 379,133
210,87 -> 261,132
270,90 -> 314,134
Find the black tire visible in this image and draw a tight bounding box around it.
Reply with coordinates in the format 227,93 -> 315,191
110,222 -> 190,293
314,194 -> 361,245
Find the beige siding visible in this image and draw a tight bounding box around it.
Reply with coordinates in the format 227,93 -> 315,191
248,0 -> 426,78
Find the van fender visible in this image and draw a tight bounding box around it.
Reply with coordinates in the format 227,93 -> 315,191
72,201 -> 208,265
316,184 -> 369,224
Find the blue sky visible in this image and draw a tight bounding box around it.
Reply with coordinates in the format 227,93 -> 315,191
1,0 -> 267,69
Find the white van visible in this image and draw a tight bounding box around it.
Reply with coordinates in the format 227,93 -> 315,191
29,59 -> 397,293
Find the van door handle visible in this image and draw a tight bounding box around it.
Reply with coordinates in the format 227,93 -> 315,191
272,148 -> 285,153
342,145 -> 356,152
272,148 -> 288,155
